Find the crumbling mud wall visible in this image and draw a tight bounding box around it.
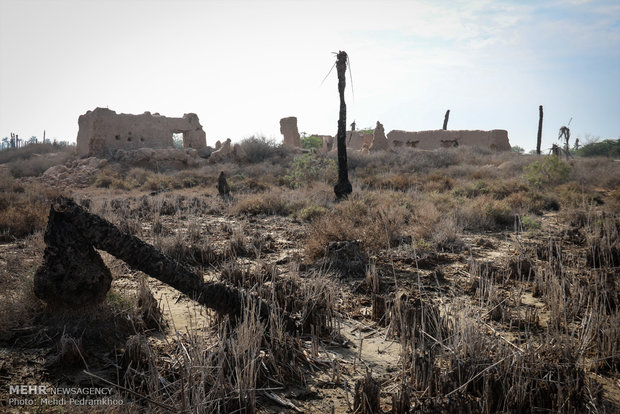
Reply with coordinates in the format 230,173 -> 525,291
370,121 -> 388,152
386,129 -> 511,151
280,117 -> 302,148
76,108 -> 207,157
328,130 -> 373,152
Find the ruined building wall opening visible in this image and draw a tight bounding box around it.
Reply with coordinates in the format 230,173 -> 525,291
172,132 -> 184,149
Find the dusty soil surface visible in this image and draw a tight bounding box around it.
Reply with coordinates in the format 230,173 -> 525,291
1,186 -> 619,413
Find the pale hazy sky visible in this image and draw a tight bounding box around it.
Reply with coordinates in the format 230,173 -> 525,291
1,0 -> 618,151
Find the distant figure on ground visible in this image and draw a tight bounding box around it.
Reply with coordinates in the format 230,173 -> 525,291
217,171 -> 230,198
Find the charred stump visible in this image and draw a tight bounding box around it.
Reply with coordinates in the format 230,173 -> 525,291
34,206 -> 112,308
217,171 -> 231,198
34,197 -> 297,333
536,105 -> 543,155
443,109 -> 450,130
334,50 -> 353,200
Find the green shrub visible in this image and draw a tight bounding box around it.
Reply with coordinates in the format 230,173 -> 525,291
485,199 -> 514,226
298,204 -> 327,221
285,154 -> 337,188
301,135 -> 323,150
575,138 -> 620,158
93,167 -> 136,189
521,215 -> 541,230
237,135 -> 287,163
524,156 -> 570,188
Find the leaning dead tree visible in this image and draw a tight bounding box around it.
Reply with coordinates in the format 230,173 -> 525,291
34,197 -> 297,333
334,50 -> 353,200
443,109 -> 450,130
536,105 -> 543,155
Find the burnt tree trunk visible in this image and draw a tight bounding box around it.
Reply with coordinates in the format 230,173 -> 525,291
35,197 -> 297,333
443,109 -> 450,130
217,171 -> 230,198
334,51 -> 352,200
536,105 -> 543,155
34,207 -> 112,308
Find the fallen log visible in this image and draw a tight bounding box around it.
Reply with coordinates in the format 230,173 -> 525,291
35,197 -> 297,333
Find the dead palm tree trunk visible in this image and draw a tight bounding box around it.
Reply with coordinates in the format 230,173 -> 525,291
36,197 -> 297,333
536,105 -> 543,155
334,51 -> 353,200
443,109 -> 450,130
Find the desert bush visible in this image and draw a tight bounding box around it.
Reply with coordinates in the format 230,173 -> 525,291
0,179 -> 62,240
575,138 -> 620,158
297,204 -> 328,221
232,190 -> 292,216
410,199 -> 442,240
432,215 -> 464,251
556,181 -> 604,209
455,195 -> 515,231
237,135 -> 288,163
9,152 -> 75,178
285,153 -> 337,188
504,190 -> 559,215
568,156 -> 620,189
520,214 -> 541,230
305,193 -> 412,258
359,172 -> 419,192
524,156 -> 570,188
348,147 -> 460,176
0,142 -> 73,163
301,134 -> 323,150
423,170 -> 454,192
142,173 -> 183,191
227,174 -> 269,193
93,166 -> 137,189
453,179 -> 490,198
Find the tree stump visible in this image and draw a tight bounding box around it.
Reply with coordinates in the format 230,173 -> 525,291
217,171 -> 231,198
33,197 -> 297,333
34,206 -> 112,308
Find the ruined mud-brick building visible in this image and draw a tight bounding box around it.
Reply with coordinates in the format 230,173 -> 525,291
386,129 -> 510,151
76,108 -> 207,157
280,116 -> 302,148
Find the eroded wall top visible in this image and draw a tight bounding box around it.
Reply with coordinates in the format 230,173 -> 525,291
76,108 -> 206,157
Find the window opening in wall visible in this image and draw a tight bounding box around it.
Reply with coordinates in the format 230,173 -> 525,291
115,135 -> 120,140
172,132 -> 183,149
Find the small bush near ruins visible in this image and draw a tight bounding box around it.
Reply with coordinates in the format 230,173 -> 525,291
524,155 -> 571,188
575,138 -> 620,158
237,135 -> 289,163
285,153 -> 337,188
301,134 -> 323,150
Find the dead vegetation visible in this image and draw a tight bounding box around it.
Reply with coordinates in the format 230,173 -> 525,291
0,145 -> 619,413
